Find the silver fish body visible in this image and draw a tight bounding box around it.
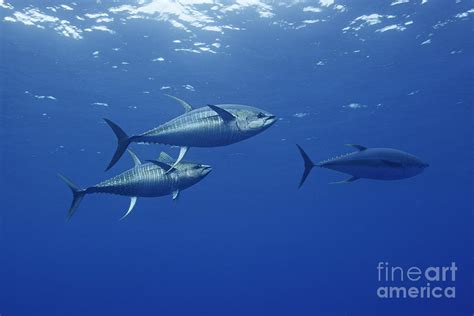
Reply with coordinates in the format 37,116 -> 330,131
104,99 -> 276,171
317,148 -> 428,180
87,162 -> 210,197
59,151 -> 211,220
297,144 -> 428,187
136,104 -> 276,147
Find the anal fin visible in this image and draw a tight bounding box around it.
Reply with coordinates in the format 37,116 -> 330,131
330,176 -> 359,184
120,196 -> 138,220
172,189 -> 180,200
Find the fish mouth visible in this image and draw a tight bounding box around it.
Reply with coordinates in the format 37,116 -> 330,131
201,165 -> 212,176
264,115 -> 277,126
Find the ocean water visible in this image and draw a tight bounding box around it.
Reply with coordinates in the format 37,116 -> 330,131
0,1 -> 472,315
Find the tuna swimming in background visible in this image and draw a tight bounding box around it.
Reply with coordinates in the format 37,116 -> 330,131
296,144 -> 429,188
58,150 -> 212,220
104,94 -> 276,171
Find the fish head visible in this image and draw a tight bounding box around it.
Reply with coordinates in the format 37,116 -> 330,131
401,165 -> 426,178
179,163 -> 212,185
199,164 -> 213,177
232,105 -> 277,133
404,156 -> 429,176
380,149 -> 429,178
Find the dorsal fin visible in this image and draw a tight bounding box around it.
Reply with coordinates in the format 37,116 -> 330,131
207,104 -> 235,122
146,160 -> 176,172
345,144 -> 367,151
158,152 -> 174,164
127,149 -> 141,166
165,94 -> 193,112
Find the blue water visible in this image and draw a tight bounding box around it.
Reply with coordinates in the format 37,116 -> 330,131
0,1 -> 472,315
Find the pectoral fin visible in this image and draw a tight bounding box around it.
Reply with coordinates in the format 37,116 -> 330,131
330,176 -> 359,184
172,189 -> 180,200
146,160 -> 176,172
207,104 -> 236,122
381,160 -> 403,168
120,197 -> 138,220
166,146 -> 189,173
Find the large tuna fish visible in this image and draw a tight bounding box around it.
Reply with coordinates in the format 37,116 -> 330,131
59,150 -> 212,220
296,144 -> 429,187
104,95 -> 276,171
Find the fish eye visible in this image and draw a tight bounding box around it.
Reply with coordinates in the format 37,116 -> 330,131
257,112 -> 265,118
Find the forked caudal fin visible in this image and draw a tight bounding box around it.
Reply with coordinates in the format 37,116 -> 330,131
296,144 -> 315,189
104,118 -> 132,171
58,173 -> 86,221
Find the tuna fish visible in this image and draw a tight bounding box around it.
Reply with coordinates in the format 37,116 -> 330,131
296,144 -> 429,187
58,150 -> 212,220
104,95 -> 276,171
